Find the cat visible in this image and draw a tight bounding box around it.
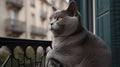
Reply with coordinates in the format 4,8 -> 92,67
46,1 -> 112,67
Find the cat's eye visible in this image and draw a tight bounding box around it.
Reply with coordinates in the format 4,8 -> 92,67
57,17 -> 63,22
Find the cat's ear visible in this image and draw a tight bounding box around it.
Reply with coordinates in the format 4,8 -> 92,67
67,1 -> 77,16
52,6 -> 57,11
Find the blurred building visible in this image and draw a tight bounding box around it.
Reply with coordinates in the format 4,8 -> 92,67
0,0 -> 68,40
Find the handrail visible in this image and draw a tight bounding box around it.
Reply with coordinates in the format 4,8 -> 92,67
0,37 -> 52,67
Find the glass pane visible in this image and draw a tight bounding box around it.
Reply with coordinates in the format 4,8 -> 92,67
9,9 -> 16,25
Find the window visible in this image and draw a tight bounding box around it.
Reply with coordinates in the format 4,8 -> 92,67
9,9 -> 16,19
31,14 -> 35,25
9,9 -> 17,25
66,0 -> 69,3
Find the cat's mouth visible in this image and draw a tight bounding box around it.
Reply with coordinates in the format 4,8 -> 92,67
50,26 -> 57,31
50,27 -> 53,30
50,25 -> 62,32
49,25 -> 53,30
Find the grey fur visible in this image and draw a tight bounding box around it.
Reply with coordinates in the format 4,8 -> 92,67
46,1 -> 111,67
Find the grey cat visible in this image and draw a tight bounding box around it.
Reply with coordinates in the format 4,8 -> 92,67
46,1 -> 112,67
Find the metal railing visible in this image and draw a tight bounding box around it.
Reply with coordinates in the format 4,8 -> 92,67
0,37 -> 51,67
5,19 -> 26,33
31,25 -> 48,36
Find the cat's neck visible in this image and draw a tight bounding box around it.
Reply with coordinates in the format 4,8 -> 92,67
53,28 -> 88,44
53,26 -> 86,38
52,27 -> 88,49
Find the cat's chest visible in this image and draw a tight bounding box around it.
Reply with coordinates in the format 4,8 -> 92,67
52,38 -> 67,49
52,37 -> 80,50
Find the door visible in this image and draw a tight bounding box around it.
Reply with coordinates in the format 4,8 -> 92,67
95,0 -> 111,46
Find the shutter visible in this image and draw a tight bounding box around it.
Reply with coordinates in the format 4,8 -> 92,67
95,0 -> 111,46
111,0 -> 120,67
96,0 -> 120,66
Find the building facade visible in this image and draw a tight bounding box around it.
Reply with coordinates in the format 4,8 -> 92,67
0,0 -> 68,40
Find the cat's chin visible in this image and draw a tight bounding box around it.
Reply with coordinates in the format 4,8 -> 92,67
50,27 -> 60,31
50,28 -> 57,31
50,27 -> 53,30
49,26 -> 56,30
49,25 -> 55,30
49,26 -> 55,31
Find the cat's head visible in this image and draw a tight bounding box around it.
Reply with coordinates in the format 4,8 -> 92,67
49,1 -> 83,37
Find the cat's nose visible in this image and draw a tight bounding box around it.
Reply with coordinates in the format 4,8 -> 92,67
50,23 -> 53,25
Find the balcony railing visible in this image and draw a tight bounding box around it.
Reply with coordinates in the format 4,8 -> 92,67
31,25 -> 48,36
6,0 -> 23,9
5,19 -> 26,36
0,37 -> 51,67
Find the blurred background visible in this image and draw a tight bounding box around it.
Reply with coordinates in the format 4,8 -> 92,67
0,0 -> 68,66
0,0 -> 68,40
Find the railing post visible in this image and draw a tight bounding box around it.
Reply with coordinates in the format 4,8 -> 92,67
34,51 -> 37,67
23,47 -> 26,67
10,49 -> 13,67
43,47 -> 47,67
1,54 -> 11,67
0,37 -> 52,67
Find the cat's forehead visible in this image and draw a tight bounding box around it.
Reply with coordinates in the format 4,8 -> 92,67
50,10 -> 69,18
